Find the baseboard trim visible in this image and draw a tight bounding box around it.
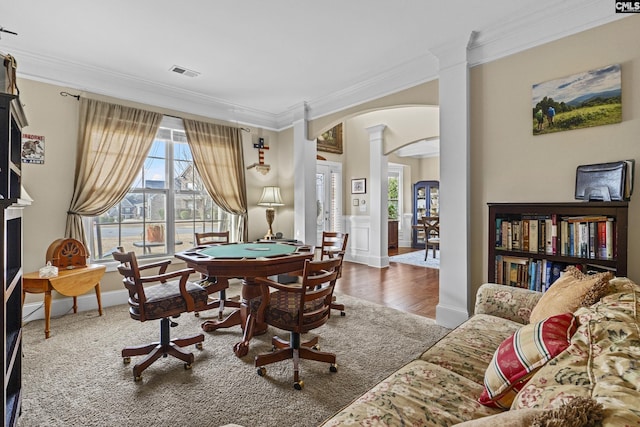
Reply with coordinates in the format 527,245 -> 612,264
435,303 -> 469,329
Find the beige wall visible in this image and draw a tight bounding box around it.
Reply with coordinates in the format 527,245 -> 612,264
470,15 -> 640,295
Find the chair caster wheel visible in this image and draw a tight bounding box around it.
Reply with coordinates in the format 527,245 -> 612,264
123,356 -> 131,365
340,312 -> 346,317
134,375 -> 142,382
195,312 -> 200,317
184,363 -> 193,370
196,342 -> 203,350
312,344 -> 320,351
257,367 -> 266,376
294,380 -> 304,390
330,363 -> 338,373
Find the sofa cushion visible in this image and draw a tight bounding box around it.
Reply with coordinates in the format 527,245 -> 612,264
455,396 -> 603,427
529,266 -> 612,324
321,360 -> 501,427
479,312 -> 577,409
512,284 -> 640,426
421,313 -> 523,385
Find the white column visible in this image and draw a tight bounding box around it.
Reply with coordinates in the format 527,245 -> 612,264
432,35 -> 473,328
292,102 -> 318,246
366,124 -> 388,268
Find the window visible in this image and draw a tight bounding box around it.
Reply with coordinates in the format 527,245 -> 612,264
89,117 -> 236,261
388,163 -> 403,228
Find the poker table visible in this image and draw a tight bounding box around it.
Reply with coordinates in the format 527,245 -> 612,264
175,242 -> 314,357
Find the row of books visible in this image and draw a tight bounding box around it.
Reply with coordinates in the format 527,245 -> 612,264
496,214 -> 616,259
494,255 -> 566,292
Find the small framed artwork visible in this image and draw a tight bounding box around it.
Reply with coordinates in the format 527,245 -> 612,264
351,178 -> 366,194
22,133 -> 45,164
352,198 -> 359,206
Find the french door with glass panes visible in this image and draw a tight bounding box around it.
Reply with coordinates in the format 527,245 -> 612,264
316,161 -> 343,244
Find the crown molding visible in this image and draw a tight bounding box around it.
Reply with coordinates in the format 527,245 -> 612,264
13,48 -> 281,130
468,0 -> 628,66
13,1 -> 627,131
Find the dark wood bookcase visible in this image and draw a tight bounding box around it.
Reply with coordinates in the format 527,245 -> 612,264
488,202 -> 628,288
1,93 -> 27,426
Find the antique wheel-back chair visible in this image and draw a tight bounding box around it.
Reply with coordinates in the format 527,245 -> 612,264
320,231 -> 349,316
421,216 -> 440,260
193,231 -> 241,319
254,255 -> 343,390
113,249 -> 209,381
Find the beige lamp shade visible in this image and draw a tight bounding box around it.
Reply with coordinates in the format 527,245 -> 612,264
257,186 -> 284,207
258,186 -> 284,239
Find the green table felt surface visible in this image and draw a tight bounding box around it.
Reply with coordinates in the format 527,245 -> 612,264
197,242 -> 297,258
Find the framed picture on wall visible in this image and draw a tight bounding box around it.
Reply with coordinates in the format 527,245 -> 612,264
317,123 -> 343,154
532,64 -> 621,135
351,178 -> 366,194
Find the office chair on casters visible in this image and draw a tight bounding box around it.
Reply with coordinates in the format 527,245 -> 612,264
320,231 -> 349,316
194,231 -> 241,319
253,256 -> 343,390
113,249 -> 209,382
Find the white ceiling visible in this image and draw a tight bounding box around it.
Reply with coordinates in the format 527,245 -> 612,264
0,1 -> 625,130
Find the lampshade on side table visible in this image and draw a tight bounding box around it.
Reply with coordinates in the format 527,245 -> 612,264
257,186 -> 284,240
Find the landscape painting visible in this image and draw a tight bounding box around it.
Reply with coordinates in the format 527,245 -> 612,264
532,64 -> 621,135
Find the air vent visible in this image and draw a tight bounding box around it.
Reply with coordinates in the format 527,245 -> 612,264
169,65 -> 200,78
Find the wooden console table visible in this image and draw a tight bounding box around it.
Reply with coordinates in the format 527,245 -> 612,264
23,264 -> 106,338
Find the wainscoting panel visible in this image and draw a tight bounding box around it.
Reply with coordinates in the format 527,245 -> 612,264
344,215 -> 371,265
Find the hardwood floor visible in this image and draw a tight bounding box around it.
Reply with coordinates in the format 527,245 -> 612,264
335,247 -> 439,319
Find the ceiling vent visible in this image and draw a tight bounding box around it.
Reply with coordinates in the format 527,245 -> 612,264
169,65 -> 200,78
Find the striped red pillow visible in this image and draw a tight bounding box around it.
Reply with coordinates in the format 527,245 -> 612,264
479,312 -> 577,409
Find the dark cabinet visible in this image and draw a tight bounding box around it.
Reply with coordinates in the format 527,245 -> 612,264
388,220 -> 398,249
412,180 -> 439,248
1,93 -> 27,427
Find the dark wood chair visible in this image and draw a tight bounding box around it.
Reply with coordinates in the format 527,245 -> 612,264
421,216 -> 440,260
194,231 -> 241,319
113,250 -> 209,381
320,231 -> 349,316
254,256 -> 343,390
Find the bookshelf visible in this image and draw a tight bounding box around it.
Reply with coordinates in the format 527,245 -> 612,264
488,202 -> 628,292
1,93 -> 27,427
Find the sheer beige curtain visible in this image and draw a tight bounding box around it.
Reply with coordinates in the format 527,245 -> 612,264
183,119 -> 248,242
65,98 -> 162,248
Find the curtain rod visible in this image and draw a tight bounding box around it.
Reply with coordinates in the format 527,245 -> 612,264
60,91 -> 80,100
58,95 -> 251,132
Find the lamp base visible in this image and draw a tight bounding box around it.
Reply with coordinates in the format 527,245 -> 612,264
264,207 -> 275,240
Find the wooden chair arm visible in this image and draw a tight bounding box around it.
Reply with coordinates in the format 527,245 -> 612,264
138,259 -> 172,274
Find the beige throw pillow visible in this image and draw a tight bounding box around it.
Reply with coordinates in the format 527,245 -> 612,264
529,266 -> 612,324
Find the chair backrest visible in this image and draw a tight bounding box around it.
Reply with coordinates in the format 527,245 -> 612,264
195,231 -> 230,246
421,217 -> 439,240
320,232 -> 348,260
297,256 -> 343,332
113,250 -> 149,320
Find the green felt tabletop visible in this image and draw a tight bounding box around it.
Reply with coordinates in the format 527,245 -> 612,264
197,242 -> 297,259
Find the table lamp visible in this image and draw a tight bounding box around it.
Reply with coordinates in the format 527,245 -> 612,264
257,186 -> 284,240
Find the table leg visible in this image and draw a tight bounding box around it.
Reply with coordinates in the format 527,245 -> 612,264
44,290 -> 51,339
73,296 -> 78,314
233,278 -> 267,358
94,282 -> 103,316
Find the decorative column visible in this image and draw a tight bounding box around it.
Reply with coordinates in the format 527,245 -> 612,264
366,124 -> 388,268
431,35 -> 473,328
292,102 -> 318,246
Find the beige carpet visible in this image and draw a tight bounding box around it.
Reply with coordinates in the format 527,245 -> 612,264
18,285 -> 450,427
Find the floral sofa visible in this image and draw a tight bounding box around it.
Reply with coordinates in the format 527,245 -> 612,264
321,275 -> 640,426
